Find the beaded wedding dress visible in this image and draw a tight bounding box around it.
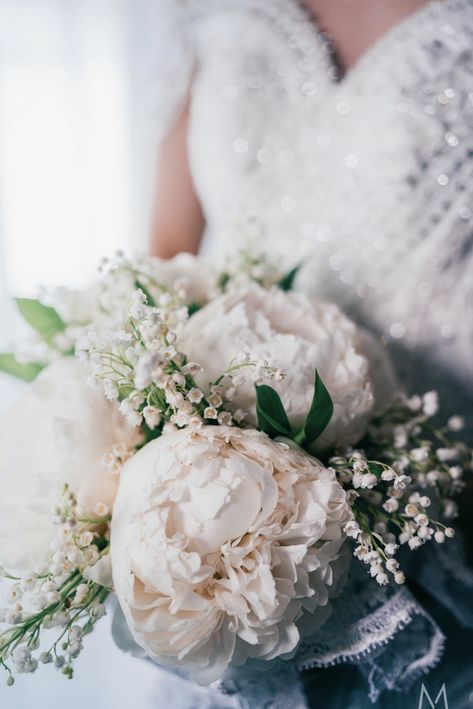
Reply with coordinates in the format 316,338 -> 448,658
113,1 -> 473,706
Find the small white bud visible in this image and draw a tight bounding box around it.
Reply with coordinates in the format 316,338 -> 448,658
384,543 -> 398,557
448,466 -> 463,480
407,395 -> 422,411
381,469 -> 396,482
383,498 -> 399,513
208,393 -> 223,408
5,610 -> 23,625
447,416 -> 464,432
143,406 -> 161,431
376,572 -> 389,586
437,448 -> 457,462
408,537 -> 423,550
75,583 -> 89,598
417,526 -> 432,540
55,612 -> 69,626
79,531 -> 94,547
69,625 -> 83,641
50,561 -> 65,576
47,591 -> 61,604
217,411 -> 233,425
188,388 -> 204,404
188,416 -> 203,430
91,603 -> 106,619
410,447 -> 428,463
233,409 -> 247,423
67,641 -> 82,658
422,391 -> 439,416
93,502 -> 110,517
404,504 -> 418,518
12,647 -> 30,665
203,406 -> 218,420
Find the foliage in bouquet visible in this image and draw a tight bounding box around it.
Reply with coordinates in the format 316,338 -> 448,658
0,486 -> 110,684
0,243 -> 291,382
0,246 -> 470,685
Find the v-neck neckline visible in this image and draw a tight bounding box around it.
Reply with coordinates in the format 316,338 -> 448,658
291,0 -> 453,87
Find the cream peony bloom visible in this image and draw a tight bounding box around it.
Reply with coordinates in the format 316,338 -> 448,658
179,282 -> 388,449
0,358 -> 138,576
111,426 -> 351,685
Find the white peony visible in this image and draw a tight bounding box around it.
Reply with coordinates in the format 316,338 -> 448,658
111,426 -> 351,685
179,282 -> 387,449
0,358 -> 138,576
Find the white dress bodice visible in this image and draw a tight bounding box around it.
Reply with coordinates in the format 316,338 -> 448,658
156,0 -> 473,414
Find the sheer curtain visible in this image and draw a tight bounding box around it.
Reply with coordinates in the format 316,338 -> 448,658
0,0 -> 158,297
0,0 -> 161,390
0,4 -> 169,705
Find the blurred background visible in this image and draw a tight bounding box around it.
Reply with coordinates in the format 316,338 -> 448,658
0,2 -> 171,706
0,0 -> 160,348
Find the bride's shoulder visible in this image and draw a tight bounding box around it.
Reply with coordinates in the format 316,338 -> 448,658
182,0 -> 311,31
179,0 -> 324,69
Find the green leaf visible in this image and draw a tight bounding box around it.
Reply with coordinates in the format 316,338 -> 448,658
117,384 -> 135,402
255,384 -> 292,439
0,353 -> 44,382
301,370 -> 334,446
367,462 -> 385,478
187,301 -> 201,317
134,279 -> 156,307
278,265 -> 301,292
218,272 -> 230,291
15,298 -> 66,344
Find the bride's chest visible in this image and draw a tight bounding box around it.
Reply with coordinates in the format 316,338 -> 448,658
186,3 -> 426,230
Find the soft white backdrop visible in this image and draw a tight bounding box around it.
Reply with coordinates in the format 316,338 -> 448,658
0,0 -> 159,303
0,2 -> 174,707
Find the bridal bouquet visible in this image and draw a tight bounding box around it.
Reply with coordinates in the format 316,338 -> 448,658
0,249 -> 469,686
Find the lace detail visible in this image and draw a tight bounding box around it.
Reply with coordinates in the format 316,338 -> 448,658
294,561 -> 445,702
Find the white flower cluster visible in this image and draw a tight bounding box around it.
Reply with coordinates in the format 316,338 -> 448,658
0,358 -> 138,577
13,252 -> 218,367
111,426 -> 351,685
79,287 -> 282,435
331,391 -> 469,586
1,249 -> 470,689
0,486 -> 110,684
216,229 -> 284,290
